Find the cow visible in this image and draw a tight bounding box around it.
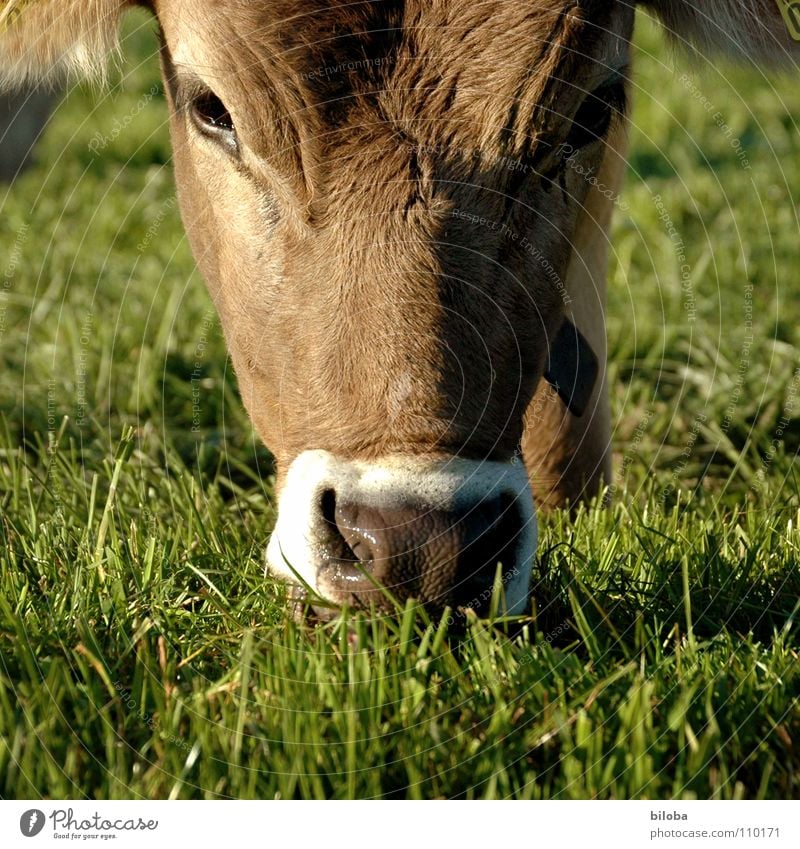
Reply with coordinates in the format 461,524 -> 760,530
1,1 -> 797,620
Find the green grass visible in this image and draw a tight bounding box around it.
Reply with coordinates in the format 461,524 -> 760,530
1,11 -> 799,799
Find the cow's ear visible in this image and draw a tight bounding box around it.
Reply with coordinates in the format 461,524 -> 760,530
641,0 -> 800,65
0,0 -> 132,88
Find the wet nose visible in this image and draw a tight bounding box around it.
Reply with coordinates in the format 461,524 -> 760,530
317,489 -> 525,613
265,451 -> 537,618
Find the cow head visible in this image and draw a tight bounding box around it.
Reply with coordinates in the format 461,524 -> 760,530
2,0 -> 796,618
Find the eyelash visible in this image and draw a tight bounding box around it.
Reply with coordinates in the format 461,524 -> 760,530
566,80 -> 627,150
189,90 -> 238,152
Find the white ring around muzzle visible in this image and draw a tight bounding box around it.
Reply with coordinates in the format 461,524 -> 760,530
265,449 -> 537,615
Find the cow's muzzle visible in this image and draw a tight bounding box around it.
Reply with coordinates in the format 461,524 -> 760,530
266,450 -> 536,618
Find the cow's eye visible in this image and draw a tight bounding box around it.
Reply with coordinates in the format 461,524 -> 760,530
191,90 -> 237,146
566,79 -> 626,150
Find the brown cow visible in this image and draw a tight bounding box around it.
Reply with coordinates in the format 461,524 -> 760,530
2,1 -> 797,618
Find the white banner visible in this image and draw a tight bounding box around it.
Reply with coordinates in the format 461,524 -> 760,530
0,800 -> 798,848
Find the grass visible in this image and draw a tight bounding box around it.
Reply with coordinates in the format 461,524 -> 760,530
0,10 -> 799,799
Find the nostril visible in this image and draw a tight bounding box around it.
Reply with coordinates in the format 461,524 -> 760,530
314,480 -> 528,611
316,492 -> 398,604
319,487 -> 360,566
454,493 -> 524,607
496,492 -> 522,545
334,502 -> 380,566
468,493 -> 521,558
321,487 -> 337,532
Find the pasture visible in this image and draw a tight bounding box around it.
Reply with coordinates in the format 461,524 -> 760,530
0,9 -> 798,799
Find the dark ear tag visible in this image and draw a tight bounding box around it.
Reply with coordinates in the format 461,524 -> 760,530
543,319 -> 599,418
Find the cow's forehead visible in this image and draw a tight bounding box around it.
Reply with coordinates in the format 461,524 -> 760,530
157,0 -> 633,182
157,0 -> 632,86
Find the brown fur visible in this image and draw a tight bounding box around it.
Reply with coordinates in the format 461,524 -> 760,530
0,0 -> 130,86
1,1 -> 796,508
523,119 -> 629,508
643,0 -> 800,64
155,0 -> 634,498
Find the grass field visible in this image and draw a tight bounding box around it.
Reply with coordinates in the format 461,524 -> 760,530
1,10 -> 799,799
